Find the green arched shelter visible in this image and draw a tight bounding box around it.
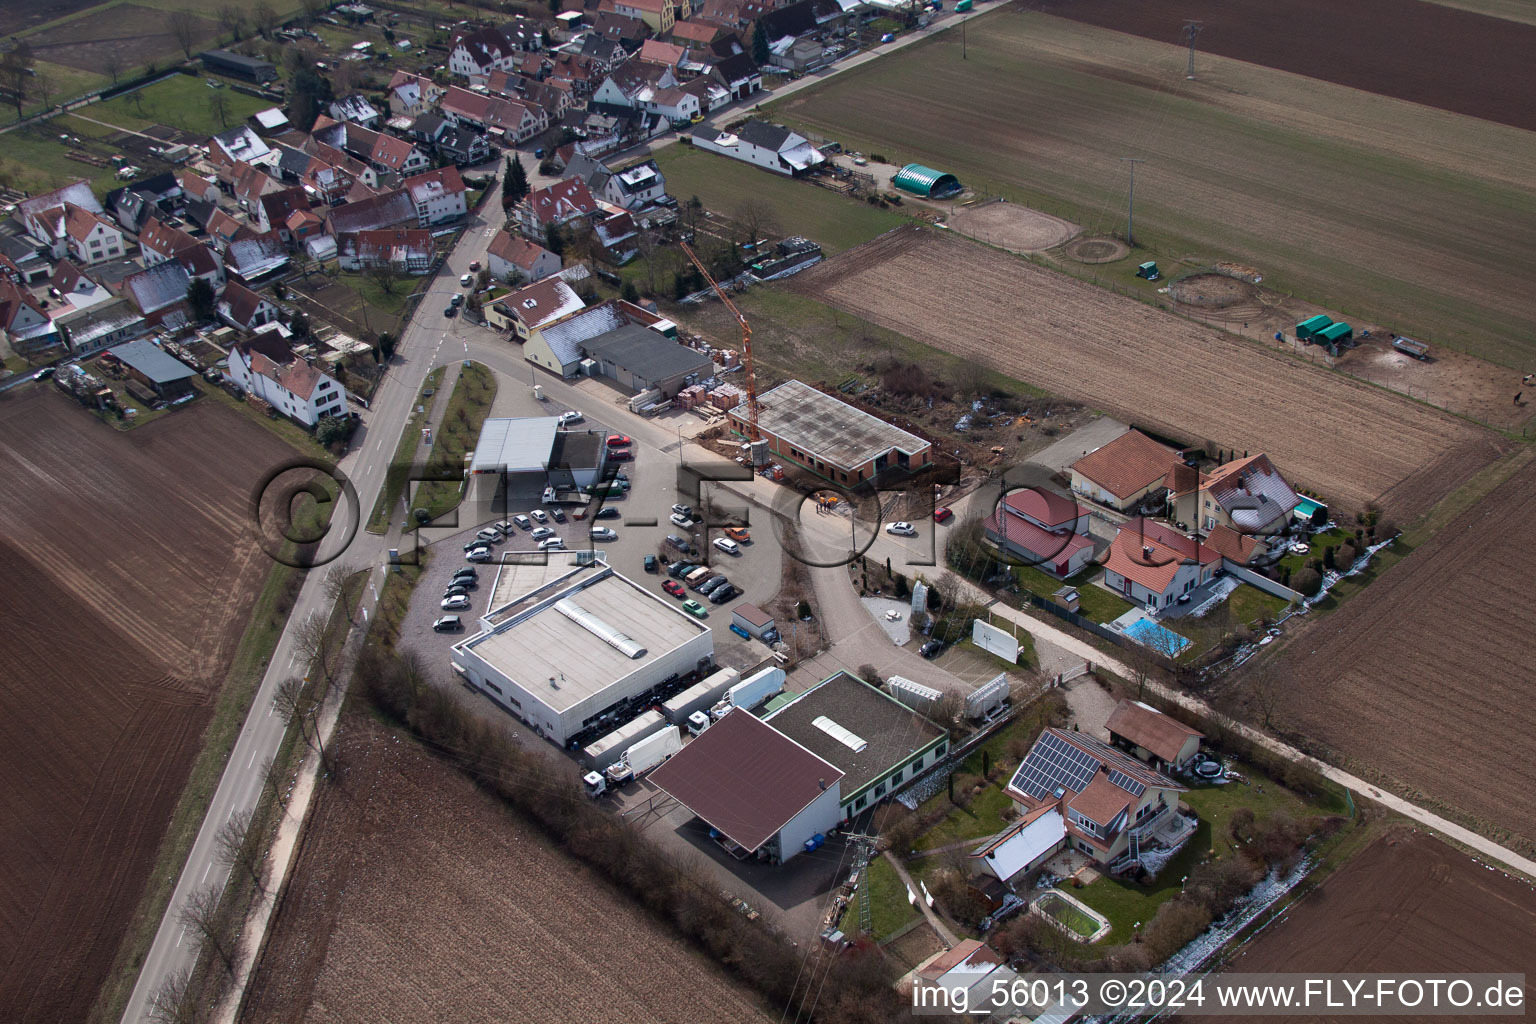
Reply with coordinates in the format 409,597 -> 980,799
892,163 -> 962,198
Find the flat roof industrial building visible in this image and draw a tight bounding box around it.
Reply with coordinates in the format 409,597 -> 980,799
729,379 -> 931,485
466,416 -> 608,512
451,564 -> 713,745
765,671 -> 947,818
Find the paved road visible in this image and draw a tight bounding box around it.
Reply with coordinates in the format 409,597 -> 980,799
120,170 -> 507,1024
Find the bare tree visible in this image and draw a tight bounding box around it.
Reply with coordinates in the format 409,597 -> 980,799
273,676 -> 325,762
330,60 -> 357,97
167,9 -> 201,60
366,261 -> 401,295
291,610 -> 339,685
323,563 -> 358,621
214,807 -> 266,892
300,0 -> 327,23
217,5 -> 247,41
734,198 -> 779,247
253,1 -> 279,37
0,42 -> 35,118
259,754 -> 288,810
1246,661 -> 1284,731
208,88 -> 231,128
103,50 -> 126,85
951,356 -> 990,401
34,68 -> 54,112
148,965 -> 201,1024
179,884 -> 239,975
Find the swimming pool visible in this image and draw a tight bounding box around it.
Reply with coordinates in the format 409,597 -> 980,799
1123,617 -> 1191,654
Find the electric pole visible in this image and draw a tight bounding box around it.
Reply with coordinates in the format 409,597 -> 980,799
1120,157 -> 1144,248
1183,20 -> 1203,80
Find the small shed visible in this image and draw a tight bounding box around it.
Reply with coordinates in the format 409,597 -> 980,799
1318,321 -> 1354,346
892,163 -> 962,198
732,603 -> 777,640
1135,261 -> 1160,280
1295,314 -> 1333,340
106,339 -> 196,397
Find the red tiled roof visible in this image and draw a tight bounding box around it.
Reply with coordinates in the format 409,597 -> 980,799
277,358 -> 323,400
1001,487 -> 1081,529
487,229 -> 554,270
1102,518 -> 1219,594
1105,700 -> 1203,764
1071,429 -> 1180,500
986,506 -> 1092,567
1203,523 -> 1259,564
525,177 -> 597,225
64,203 -> 114,244
1068,773 -> 1135,827
647,708 -> 843,854
639,39 -> 686,65
140,216 -> 199,258
221,280 -> 271,327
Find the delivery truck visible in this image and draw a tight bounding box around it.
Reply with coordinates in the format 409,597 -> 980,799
581,710 -> 668,772
662,668 -> 740,725
584,725 -> 682,796
710,666 -> 785,719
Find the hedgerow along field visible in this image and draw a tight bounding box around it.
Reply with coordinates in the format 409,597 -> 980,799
767,10 -> 1536,370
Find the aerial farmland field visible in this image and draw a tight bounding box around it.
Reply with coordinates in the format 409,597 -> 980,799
769,10 -> 1536,369
0,391 -> 294,1024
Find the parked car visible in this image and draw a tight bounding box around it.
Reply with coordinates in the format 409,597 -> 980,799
468,259 -> 481,271
464,538 -> 489,551
671,504 -> 694,518
713,537 -> 741,556
709,583 -> 741,604
494,520 -> 515,534
530,509 -> 548,523
643,554 -> 658,573
725,526 -> 750,542
698,575 -> 728,595
607,447 -> 633,461
476,527 -> 502,542
886,521 -> 917,536
444,305 -> 458,318
590,526 -> 618,541
934,506 -> 954,523
444,584 -> 469,599
606,434 -> 633,448
548,506 -> 566,522
530,526 -> 555,539
465,547 -> 492,562
449,293 -> 464,307
670,512 -> 694,528
432,615 -> 463,632
441,594 -> 471,610
512,514 -> 532,530
920,639 -> 944,658
448,576 -> 477,589
557,409 -> 584,426
667,560 -> 694,578
595,507 -> 621,519
460,273 -> 472,286
681,599 -> 708,618
538,537 -> 565,550
662,580 -> 686,597
880,32 -> 896,42
666,534 -> 692,552
452,567 -> 478,582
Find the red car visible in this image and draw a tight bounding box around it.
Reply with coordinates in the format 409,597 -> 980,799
606,434 -> 632,448
607,447 -> 633,461
934,506 -> 954,523
662,580 -> 685,597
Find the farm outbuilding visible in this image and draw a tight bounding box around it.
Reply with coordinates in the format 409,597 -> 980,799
1295,314 -> 1333,340
1318,321 -> 1354,347
893,163 -> 962,198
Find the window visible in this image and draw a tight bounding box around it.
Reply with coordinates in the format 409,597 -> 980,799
854,795 -> 866,811
934,743 -> 946,758
1204,516 -> 1215,530
1077,840 -> 1094,856
911,756 -> 922,772
891,769 -> 902,784
873,783 -> 885,798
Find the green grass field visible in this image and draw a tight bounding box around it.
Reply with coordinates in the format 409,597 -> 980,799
90,73 -> 272,138
655,144 -> 908,254
767,10 -> 1536,369
841,854 -> 920,939
1035,891 -> 1101,938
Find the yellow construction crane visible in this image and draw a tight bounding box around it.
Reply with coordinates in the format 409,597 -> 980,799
679,239 -> 758,442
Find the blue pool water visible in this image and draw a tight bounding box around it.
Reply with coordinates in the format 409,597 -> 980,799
1124,617 -> 1191,653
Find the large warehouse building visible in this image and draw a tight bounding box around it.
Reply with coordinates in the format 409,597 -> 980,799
728,379 -> 932,485
465,416 -> 608,511
450,563 -> 714,745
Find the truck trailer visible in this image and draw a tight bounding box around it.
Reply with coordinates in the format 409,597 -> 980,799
585,725 -> 682,796
710,666 -> 785,719
662,667 -> 740,724
581,710 -> 668,772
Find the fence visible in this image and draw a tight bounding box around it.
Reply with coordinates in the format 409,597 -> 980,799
1220,562 -> 1301,604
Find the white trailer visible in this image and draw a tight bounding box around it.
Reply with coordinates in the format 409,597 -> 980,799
711,666 -> 784,719
965,673 -> 1010,720
601,726 -> 682,789
662,667 -> 740,725
581,710 -> 667,772
887,675 -> 941,712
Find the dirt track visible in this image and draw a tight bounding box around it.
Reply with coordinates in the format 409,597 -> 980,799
1205,829 -> 1536,1020
790,229 -> 1502,518
0,391 -> 292,1024
1265,452 -> 1536,855
241,716 -> 773,1024
1050,0 -> 1536,132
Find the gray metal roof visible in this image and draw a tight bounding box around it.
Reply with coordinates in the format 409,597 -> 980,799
470,416 -> 560,474
107,339 -> 196,384
747,379 -> 930,470
582,324 -> 711,384
538,302 -> 626,366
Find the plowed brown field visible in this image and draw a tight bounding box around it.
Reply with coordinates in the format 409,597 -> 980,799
241,716 -> 774,1024
0,390 -> 292,1024
1202,829 -> 1536,1023
1265,453 -> 1536,854
791,229 -> 1502,518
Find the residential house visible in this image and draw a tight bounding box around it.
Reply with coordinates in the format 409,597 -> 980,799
439,85 -> 547,142
0,236 -> 50,284
691,120 -> 826,176
710,51 -> 762,101
103,171 -> 185,233
591,60 -> 700,124
984,487 -> 1096,579
284,208 -> 325,246
1166,453 -> 1300,541
118,261 -> 192,326
230,161 -> 284,215
205,208 -> 257,251
404,166 -> 469,225
612,0 -> 679,33
449,25 -> 519,78
487,230 -> 562,284
1201,523 -> 1261,567
173,242 -> 227,294
62,205 -> 128,265
593,206 -> 640,263
323,189 -> 418,235
216,280 -> 281,331
692,0 -> 769,34
1070,428 -> 1181,513
506,296 -> 662,376
547,53 -> 602,97
0,277 -> 58,355
1004,727 -> 1189,870
486,70 -> 573,120
336,229 -> 434,273
303,139 -> 379,190
591,11 -> 651,52
227,331 -> 351,427
223,233 -> 290,282
668,19 -> 723,46
256,187 -> 312,239
51,260 -> 111,310
766,35 -> 823,73
579,34 -> 634,76
176,170 -> 220,206
17,181 -> 103,251
314,116 -> 434,177
605,158 -> 667,208
408,110 -> 450,145
1102,518 -> 1222,611
387,70 -> 445,119
637,38 -> 687,69
1105,700 -> 1203,773
514,178 -> 601,238
484,277 -> 586,342
436,123 -> 494,166
970,803 -> 1068,885
138,217 -> 201,266
208,125 -> 277,172
913,941 -> 1010,1014
327,94 -> 383,129
55,297 -> 147,355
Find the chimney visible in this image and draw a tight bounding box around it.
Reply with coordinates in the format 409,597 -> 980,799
1142,545 -> 1153,558
549,676 -> 560,689
818,777 -> 827,791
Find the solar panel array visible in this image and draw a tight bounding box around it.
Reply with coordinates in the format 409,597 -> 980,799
1010,731 -> 1100,800
1107,768 -> 1146,797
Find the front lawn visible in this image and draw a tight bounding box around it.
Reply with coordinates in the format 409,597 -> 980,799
91,74 -> 271,138
841,855 -> 920,939
1225,584 -> 1290,626
1273,528 -> 1350,576
1013,563 -> 1134,624
913,779 -> 1016,851
336,271 -> 417,321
